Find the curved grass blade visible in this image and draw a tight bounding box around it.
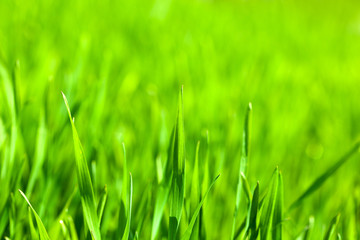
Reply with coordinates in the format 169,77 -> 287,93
232,102 -> 252,239
19,190 -> 50,240
62,92 -> 101,240
289,142 -> 360,211
272,171 -> 284,240
122,173 -> 133,240
169,87 -> 186,240
181,174 -> 220,240
323,214 -> 340,240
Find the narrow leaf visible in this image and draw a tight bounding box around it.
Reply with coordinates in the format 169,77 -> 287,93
97,185 -> 108,226
181,174 -> 220,240
259,167 -> 279,240
289,142 -> 360,211
122,173 -> 133,240
62,92 -> 101,240
189,141 -> 201,240
19,189 -> 50,240
323,214 -> 340,240
272,172 -> 284,240
232,102 -> 252,239
246,182 -> 260,240
169,87 -> 186,240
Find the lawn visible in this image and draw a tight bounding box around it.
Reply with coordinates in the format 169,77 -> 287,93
1,0 -> 360,239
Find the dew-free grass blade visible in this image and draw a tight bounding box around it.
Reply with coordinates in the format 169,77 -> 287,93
323,214 -> 340,240
259,167 -> 279,240
151,175 -> 172,240
26,109 -> 47,196
289,142 -> 360,211
233,216 -> 247,240
189,141 -> 201,240
245,181 -> 260,240
28,206 -> 38,239
241,172 -> 252,204
169,87 -> 186,240
200,130 -> 210,239
117,143 -> 129,238
122,173 -> 133,240
232,102 -> 252,239
97,185 -> 108,226
65,215 -> 79,240
62,92 -> 101,240
272,171 -> 284,240
151,128 -> 175,240
181,174 -> 220,240
19,190 -> 50,240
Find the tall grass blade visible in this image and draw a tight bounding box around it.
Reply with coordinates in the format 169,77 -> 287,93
19,189 -> 51,240
232,102 -> 252,239
289,142 -> 360,211
181,174 -> 220,240
62,92 -> 101,240
169,87 -> 186,240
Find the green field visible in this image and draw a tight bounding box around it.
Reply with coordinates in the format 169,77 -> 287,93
1,0 -> 360,239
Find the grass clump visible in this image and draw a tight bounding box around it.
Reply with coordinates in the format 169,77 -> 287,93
1,0 -> 360,239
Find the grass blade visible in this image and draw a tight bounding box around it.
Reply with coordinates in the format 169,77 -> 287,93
232,102 -> 252,239
169,87 -> 186,240
189,141 -> 201,240
62,92 -> 101,240
323,214 -> 340,240
97,185 -> 108,226
272,171 -> 284,240
289,142 -> 360,211
19,189 -> 51,240
241,172 -> 252,204
151,128 -> 175,240
246,182 -> 260,240
122,173 -> 133,240
181,174 -> 220,240
26,110 -> 47,196
259,167 -> 279,240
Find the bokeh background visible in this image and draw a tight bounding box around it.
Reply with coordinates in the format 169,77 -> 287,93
1,0 -> 360,239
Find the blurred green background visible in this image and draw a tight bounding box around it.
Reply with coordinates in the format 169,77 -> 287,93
1,0 -> 360,239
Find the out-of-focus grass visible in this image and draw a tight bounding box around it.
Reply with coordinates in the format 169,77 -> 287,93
1,0 -> 360,239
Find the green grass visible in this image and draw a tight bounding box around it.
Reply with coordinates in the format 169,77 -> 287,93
1,0 -> 360,239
